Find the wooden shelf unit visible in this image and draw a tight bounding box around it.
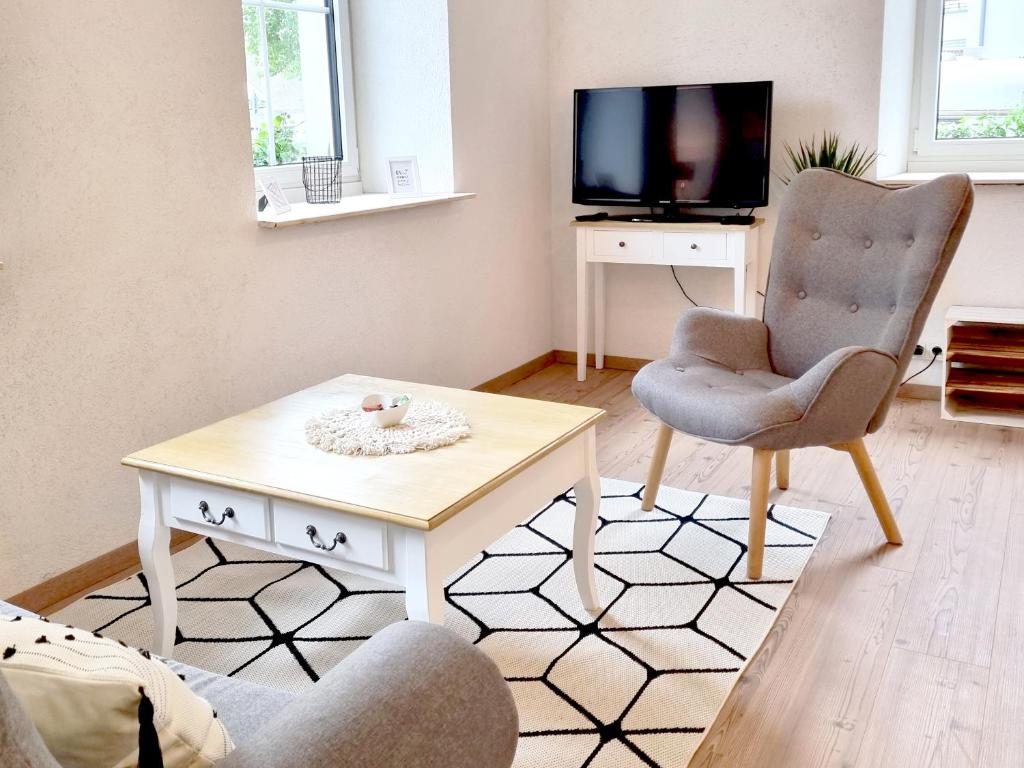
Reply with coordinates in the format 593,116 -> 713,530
942,306 -> 1024,428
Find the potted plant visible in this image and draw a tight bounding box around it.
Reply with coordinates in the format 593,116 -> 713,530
778,132 -> 878,184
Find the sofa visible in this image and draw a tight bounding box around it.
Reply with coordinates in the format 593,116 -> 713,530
0,600 -> 518,768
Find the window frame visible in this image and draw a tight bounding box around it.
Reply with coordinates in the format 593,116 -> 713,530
244,0 -> 361,197
909,0 -> 1024,172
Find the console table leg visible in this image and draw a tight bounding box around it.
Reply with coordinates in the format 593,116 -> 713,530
594,262 -> 605,370
572,429 -> 601,612
404,533 -> 446,624
576,230 -> 588,382
137,472 -> 177,657
733,261 -> 747,315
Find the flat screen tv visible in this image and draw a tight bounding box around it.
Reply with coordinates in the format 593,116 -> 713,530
573,81 -> 773,210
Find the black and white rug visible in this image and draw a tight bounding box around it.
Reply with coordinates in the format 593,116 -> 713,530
54,479 -> 828,767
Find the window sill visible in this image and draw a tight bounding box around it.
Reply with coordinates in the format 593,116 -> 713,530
878,171 -> 1024,186
257,192 -> 476,228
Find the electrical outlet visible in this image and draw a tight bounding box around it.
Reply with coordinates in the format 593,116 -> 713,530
913,344 -> 924,356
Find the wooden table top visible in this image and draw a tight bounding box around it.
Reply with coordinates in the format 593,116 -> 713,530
123,374 -> 605,530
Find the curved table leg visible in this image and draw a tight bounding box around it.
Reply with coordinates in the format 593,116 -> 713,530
572,428 -> 601,612
138,472 -> 177,657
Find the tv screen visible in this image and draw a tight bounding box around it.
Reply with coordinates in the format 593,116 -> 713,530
573,81 -> 772,209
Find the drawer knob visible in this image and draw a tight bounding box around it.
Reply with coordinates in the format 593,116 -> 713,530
618,241 -> 626,247
198,501 -> 234,526
305,524 -> 347,551
690,243 -> 698,250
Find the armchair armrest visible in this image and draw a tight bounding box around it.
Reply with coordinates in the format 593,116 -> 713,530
779,346 -> 898,444
221,622 -> 517,768
669,307 -> 771,371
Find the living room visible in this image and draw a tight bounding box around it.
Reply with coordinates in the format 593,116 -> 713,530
2,1 -> 1022,766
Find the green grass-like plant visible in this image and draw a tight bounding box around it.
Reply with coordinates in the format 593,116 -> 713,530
779,132 -> 879,184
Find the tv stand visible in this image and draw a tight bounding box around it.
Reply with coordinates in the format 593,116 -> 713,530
571,216 -> 763,381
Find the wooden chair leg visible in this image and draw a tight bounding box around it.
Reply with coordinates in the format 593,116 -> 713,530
843,438 -> 903,545
641,424 -> 674,511
747,449 -> 774,580
775,449 -> 790,490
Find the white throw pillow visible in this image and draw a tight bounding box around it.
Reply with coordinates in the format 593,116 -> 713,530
0,614 -> 233,767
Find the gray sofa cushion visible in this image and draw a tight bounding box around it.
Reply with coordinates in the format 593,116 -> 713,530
221,620 -> 518,768
166,661 -> 295,745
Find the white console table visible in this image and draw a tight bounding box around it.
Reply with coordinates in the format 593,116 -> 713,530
573,219 -> 763,381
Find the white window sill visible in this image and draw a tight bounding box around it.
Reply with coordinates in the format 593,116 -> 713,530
257,192 -> 475,229
878,171 -> 1024,186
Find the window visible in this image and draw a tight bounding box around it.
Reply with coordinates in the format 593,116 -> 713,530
910,0 -> 1024,171
242,0 -> 359,195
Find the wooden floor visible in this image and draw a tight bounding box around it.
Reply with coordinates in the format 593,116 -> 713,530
502,363 -> 1024,768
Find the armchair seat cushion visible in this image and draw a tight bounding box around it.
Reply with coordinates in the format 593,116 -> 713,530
632,306 -> 900,450
632,358 -> 800,444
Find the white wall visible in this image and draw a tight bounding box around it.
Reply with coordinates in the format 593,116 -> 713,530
0,0 -> 551,595
548,0 -> 1024,383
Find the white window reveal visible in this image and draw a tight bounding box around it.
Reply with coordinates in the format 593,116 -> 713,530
242,0 -> 360,198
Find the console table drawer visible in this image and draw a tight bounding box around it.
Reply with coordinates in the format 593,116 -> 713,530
593,230 -> 657,260
168,479 -> 269,540
274,501 -> 389,570
664,232 -> 729,265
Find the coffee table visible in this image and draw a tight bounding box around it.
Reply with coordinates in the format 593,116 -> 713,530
124,374 -> 606,657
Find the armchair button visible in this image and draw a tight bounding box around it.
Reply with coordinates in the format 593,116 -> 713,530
849,303 -> 859,313
906,238 -> 915,247
864,239 -> 873,248
811,232 -> 821,240
889,304 -> 897,313
797,290 -> 807,299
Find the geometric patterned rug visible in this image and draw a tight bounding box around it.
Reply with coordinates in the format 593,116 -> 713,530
53,478 -> 829,767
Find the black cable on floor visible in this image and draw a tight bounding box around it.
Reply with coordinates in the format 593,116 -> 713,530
669,266 -> 701,308
901,352 -> 939,385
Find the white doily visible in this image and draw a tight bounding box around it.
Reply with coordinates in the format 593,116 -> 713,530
305,399 -> 471,456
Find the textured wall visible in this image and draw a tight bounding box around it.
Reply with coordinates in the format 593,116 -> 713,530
548,0 -> 1024,378
0,0 -> 551,594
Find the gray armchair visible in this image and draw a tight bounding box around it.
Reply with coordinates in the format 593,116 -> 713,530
633,169 -> 974,579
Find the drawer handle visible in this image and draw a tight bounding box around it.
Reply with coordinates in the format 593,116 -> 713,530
305,524 -> 347,551
690,243 -> 698,250
198,501 -> 234,526
618,241 -> 626,248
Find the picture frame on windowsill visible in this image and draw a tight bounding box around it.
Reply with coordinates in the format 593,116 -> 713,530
385,156 -> 422,198
259,179 -> 292,214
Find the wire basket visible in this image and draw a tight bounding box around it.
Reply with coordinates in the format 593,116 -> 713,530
301,156 -> 343,204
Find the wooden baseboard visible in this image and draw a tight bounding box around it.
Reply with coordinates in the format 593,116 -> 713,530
553,350 -> 652,372
555,349 -> 943,401
474,350 -> 556,393
897,383 -> 940,401
6,531 -> 200,616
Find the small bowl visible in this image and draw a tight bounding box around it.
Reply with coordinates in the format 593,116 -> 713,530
361,394 -> 411,428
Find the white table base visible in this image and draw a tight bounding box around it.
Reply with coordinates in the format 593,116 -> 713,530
137,427 -> 602,657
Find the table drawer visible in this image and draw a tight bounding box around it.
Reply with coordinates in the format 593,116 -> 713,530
273,500 -> 389,570
664,232 -> 729,265
168,479 -> 269,540
592,230 -> 657,260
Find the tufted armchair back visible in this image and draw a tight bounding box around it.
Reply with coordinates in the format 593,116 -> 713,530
763,169 -> 973,431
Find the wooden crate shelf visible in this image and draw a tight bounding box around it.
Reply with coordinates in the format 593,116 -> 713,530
942,307 -> 1024,428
